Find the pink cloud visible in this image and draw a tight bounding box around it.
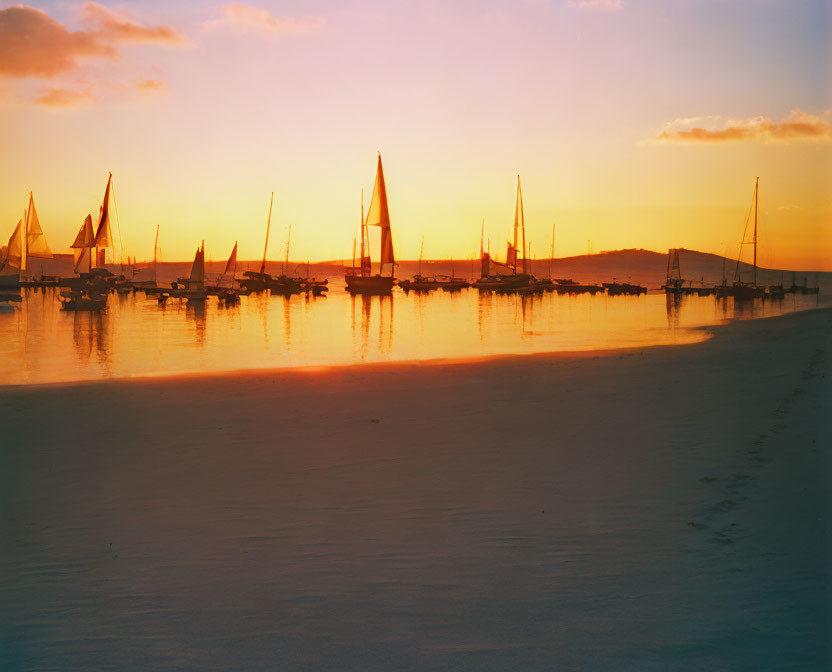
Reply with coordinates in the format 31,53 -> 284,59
34,86 -> 96,108
654,110 -> 832,144
206,4 -> 323,35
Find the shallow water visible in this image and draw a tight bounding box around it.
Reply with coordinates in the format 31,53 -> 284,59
0,284 -> 825,385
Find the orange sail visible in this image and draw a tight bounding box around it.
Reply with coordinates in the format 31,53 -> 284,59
190,242 -> 205,283
26,194 -> 52,259
224,242 -> 238,276
94,173 -> 113,248
365,154 -> 394,268
72,215 -> 95,273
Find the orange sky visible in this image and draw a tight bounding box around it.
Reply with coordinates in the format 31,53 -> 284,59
1,1 -> 830,270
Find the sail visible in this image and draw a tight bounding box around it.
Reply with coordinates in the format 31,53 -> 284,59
224,242 -> 238,276
93,173 -> 113,248
189,243 -> 205,283
365,155 -> 394,266
668,249 -> 681,282
72,215 -> 95,249
481,251 -> 491,278
6,220 -> 23,266
73,245 -> 93,274
26,194 -> 52,258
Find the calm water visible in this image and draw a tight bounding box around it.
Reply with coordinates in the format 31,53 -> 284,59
0,283 -> 825,385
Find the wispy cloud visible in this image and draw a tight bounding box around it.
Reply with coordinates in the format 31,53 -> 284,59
654,110 -> 832,144
81,3 -> 183,45
205,4 -> 323,35
34,86 -> 96,108
136,78 -> 167,94
567,0 -> 624,10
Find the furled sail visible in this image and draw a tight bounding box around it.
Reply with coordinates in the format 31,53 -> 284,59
506,242 -> 517,268
94,173 -> 113,248
190,242 -> 205,283
25,194 -> 52,258
365,155 -> 394,266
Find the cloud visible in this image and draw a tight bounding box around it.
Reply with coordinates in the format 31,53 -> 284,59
206,4 -> 323,35
654,110 -> 832,144
0,6 -> 114,78
81,3 -> 183,44
0,4 -> 182,80
136,78 -> 167,93
567,0 -> 624,10
34,86 -> 96,108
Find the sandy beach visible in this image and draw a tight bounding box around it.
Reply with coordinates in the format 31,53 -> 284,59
1,307 -> 829,670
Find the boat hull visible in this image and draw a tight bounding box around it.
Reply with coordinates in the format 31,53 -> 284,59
345,274 -> 395,295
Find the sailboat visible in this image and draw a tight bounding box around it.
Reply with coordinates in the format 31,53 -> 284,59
474,176 -> 534,291
717,178 -> 766,299
218,242 -> 241,304
345,154 -> 396,294
240,193 -> 274,292
172,242 -> 208,300
662,249 -> 684,294
1,193 -> 54,288
400,235 -> 439,292
269,224 -> 304,295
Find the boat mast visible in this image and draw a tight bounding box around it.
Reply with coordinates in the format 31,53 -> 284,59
752,177 -> 758,286
519,176 -> 526,275
153,224 -> 160,282
513,176 -> 520,275
549,223 -> 554,280
419,235 -> 424,276
260,192 -> 273,275
360,188 -> 367,277
284,224 -> 291,275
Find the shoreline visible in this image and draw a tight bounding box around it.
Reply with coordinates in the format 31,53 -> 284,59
2,303 -> 829,393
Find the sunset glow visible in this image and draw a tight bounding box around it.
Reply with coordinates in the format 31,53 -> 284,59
1,1 -> 830,269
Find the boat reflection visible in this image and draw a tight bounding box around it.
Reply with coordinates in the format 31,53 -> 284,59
351,293 -> 393,359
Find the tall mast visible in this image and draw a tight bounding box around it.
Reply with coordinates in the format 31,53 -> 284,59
22,207 -> 28,279
284,225 -> 291,275
519,176 -> 526,275
153,224 -> 160,282
419,235 -> 424,275
360,188 -> 366,276
549,222 -> 555,280
752,177 -> 758,286
513,175 -> 520,275
260,192 -> 273,275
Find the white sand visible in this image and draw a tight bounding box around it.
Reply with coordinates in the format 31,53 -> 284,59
0,307 -> 829,670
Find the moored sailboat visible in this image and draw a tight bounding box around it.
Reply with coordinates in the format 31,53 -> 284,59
345,155 -> 396,294
240,192 -> 274,292
1,192 -> 53,289
172,242 -> 208,300
716,178 -> 766,299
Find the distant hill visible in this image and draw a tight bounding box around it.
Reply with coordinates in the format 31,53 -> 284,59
6,248 -> 827,291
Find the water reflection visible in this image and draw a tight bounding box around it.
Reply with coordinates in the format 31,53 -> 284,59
0,287 -> 826,385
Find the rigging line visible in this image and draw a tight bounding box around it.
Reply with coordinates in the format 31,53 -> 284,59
111,180 -> 125,266
733,184 -> 756,282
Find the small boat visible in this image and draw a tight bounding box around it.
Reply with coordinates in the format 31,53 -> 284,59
60,287 -> 107,311
3,191 -> 53,289
603,281 -> 646,296
172,242 -> 208,300
721,178 -> 766,300
345,155 -> 397,294
213,242 -> 243,304
239,193 -> 275,293
474,177 -> 537,293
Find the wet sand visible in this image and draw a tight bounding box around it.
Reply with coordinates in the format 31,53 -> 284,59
1,308 -> 829,670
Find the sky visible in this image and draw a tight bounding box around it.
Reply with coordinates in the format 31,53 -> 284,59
0,0 -> 830,269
